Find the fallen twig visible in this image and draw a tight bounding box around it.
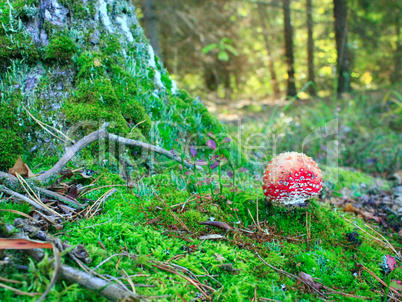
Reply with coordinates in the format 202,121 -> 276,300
358,263 -> 402,298
0,282 -> 40,297
24,106 -> 74,144
343,217 -> 400,256
35,187 -> 86,209
14,218 -> 91,263
15,173 -> 62,218
0,123 -> 201,189
37,123 -> 110,182
85,188 -> 117,219
0,209 -> 38,222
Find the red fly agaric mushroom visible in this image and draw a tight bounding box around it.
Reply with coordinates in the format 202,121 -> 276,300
262,152 -> 323,206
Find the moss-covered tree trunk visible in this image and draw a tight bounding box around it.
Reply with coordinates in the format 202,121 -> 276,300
0,0 -> 227,171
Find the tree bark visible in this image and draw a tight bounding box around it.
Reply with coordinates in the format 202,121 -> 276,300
282,0 -> 297,97
391,17 -> 401,84
143,0 -> 162,60
306,0 -> 316,96
333,0 -> 351,95
257,4 -> 280,97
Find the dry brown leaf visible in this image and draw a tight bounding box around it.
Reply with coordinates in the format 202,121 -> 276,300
8,156 -> 34,178
359,210 -> 381,223
344,203 -> 359,214
297,272 -> 322,291
198,220 -> 232,231
94,58 -> 102,67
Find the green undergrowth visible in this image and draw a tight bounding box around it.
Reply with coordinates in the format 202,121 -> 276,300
1,165 -> 400,301
324,166 -> 391,197
226,91 -> 401,177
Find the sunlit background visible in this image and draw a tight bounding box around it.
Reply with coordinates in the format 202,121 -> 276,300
134,0 -> 401,101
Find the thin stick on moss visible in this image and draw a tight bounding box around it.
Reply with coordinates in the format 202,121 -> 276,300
107,133 -> 203,171
0,186 -> 57,216
15,173 -> 62,218
23,106 -> 74,144
0,209 -> 38,222
358,263 -> 402,298
35,186 -> 86,209
36,123 -> 110,182
0,282 -> 40,297
343,217 -> 399,256
255,251 -> 326,298
155,194 -> 190,232
151,262 -> 213,300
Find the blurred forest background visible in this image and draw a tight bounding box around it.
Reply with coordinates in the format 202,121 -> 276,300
135,0 -> 401,177
135,0 -> 401,101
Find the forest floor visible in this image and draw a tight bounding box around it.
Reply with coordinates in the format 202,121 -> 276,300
1,90 -> 402,301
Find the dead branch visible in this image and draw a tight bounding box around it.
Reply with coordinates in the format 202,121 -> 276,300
0,186 -> 57,216
37,123 -> 110,182
107,133 -> 202,171
35,187 -> 86,209
0,122 -> 201,188
3,223 -> 146,302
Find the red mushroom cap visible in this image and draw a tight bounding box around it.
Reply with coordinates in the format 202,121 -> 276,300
262,152 -> 323,205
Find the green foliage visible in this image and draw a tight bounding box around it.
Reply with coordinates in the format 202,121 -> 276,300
45,36 -> 78,63
202,38 -> 239,62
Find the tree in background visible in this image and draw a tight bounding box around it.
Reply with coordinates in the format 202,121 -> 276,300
257,4 -> 280,97
137,0 -> 400,100
282,0 -> 297,97
333,0 -> 351,95
392,16 -> 401,84
143,0 -> 162,59
306,0 -> 316,96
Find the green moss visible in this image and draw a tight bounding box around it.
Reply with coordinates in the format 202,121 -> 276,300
63,102 -> 128,134
58,0 -> 95,19
43,21 -> 61,38
121,101 -> 152,135
324,166 -> 391,195
0,99 -> 25,171
0,129 -> 24,171
100,35 -> 122,57
76,52 -> 109,80
0,33 -> 39,69
169,96 -> 187,111
45,35 -> 78,63
74,79 -> 119,106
